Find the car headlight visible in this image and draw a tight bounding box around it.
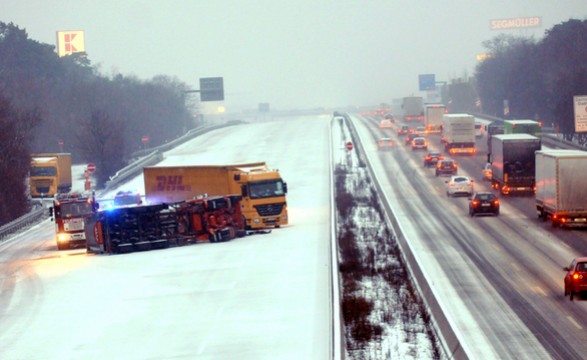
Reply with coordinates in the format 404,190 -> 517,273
57,233 -> 69,242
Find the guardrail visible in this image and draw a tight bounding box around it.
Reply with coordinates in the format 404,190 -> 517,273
0,201 -> 47,243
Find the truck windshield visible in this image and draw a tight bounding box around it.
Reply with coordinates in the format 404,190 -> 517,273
60,201 -> 93,217
30,166 -> 57,176
249,180 -> 285,199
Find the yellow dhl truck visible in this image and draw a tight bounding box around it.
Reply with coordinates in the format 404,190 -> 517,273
30,153 -> 72,197
143,162 -> 288,229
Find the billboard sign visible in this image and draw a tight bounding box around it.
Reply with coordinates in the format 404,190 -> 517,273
56,30 -> 85,57
490,17 -> 542,30
199,77 -> 224,102
418,74 -> 435,91
574,95 -> 587,133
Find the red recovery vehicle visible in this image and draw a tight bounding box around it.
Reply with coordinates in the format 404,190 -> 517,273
49,192 -> 98,250
85,195 -> 245,254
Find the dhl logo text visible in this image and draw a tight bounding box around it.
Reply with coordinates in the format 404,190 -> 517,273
153,175 -> 192,192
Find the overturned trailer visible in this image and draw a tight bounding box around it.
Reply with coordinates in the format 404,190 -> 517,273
85,195 -> 245,254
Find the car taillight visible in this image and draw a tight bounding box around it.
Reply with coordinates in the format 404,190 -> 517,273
472,200 -> 479,206
573,273 -> 582,280
493,200 -> 499,206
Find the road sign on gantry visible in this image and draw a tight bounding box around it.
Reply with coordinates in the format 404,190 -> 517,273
199,77 -> 224,102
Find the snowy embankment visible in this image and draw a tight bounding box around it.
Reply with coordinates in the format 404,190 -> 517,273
332,116 -> 441,359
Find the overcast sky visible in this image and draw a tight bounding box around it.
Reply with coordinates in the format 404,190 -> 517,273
3,1 -> 586,112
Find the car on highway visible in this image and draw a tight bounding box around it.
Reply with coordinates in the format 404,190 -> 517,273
397,125 -> 412,135
468,192 -> 499,216
411,137 -> 428,151
379,119 -> 393,128
113,190 -> 143,207
435,159 -> 458,176
384,113 -> 395,122
446,175 -> 474,197
424,151 -> 443,167
377,137 -> 395,150
564,257 -> 587,301
483,162 -> 492,181
404,132 -> 419,145
415,126 -> 426,136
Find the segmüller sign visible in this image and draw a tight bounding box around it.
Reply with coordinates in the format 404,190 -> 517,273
574,95 -> 587,133
490,17 -> 542,30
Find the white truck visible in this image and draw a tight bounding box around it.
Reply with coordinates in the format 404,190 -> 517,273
536,149 -> 587,228
441,114 -> 476,155
424,104 -> 446,133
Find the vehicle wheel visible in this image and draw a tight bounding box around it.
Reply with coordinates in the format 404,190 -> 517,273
570,290 -> 574,301
435,172 -> 439,177
446,191 -> 451,197
469,209 -> 474,217
565,284 -> 569,296
495,210 -> 500,216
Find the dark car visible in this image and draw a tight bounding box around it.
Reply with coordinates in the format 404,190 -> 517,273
404,132 -> 419,145
468,192 -> 499,216
424,151 -> 443,167
397,125 -> 412,136
564,257 -> 587,301
435,159 -> 458,176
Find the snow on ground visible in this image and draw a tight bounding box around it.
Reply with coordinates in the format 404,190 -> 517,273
332,116 -> 440,359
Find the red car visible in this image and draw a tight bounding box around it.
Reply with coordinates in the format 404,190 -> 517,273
564,257 -> 587,300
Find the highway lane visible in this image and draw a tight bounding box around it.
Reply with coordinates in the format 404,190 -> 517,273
352,115 -> 587,359
0,115 -> 333,360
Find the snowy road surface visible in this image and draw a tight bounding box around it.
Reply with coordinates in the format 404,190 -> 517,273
0,115 -> 333,360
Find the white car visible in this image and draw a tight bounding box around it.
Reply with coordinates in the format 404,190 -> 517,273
446,175 -> 474,197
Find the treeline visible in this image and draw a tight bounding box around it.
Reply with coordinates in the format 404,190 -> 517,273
475,19 -> 587,140
0,22 -> 198,225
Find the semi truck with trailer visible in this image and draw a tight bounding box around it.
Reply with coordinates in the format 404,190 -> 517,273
424,104 -> 446,134
441,114 -> 476,155
504,119 -> 542,136
49,191 -> 98,250
143,162 -> 288,229
30,153 -> 72,197
490,134 -> 541,195
401,96 -> 424,121
536,150 -> 587,228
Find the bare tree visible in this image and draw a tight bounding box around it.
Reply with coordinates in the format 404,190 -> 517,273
0,93 -> 40,225
75,109 -> 126,188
